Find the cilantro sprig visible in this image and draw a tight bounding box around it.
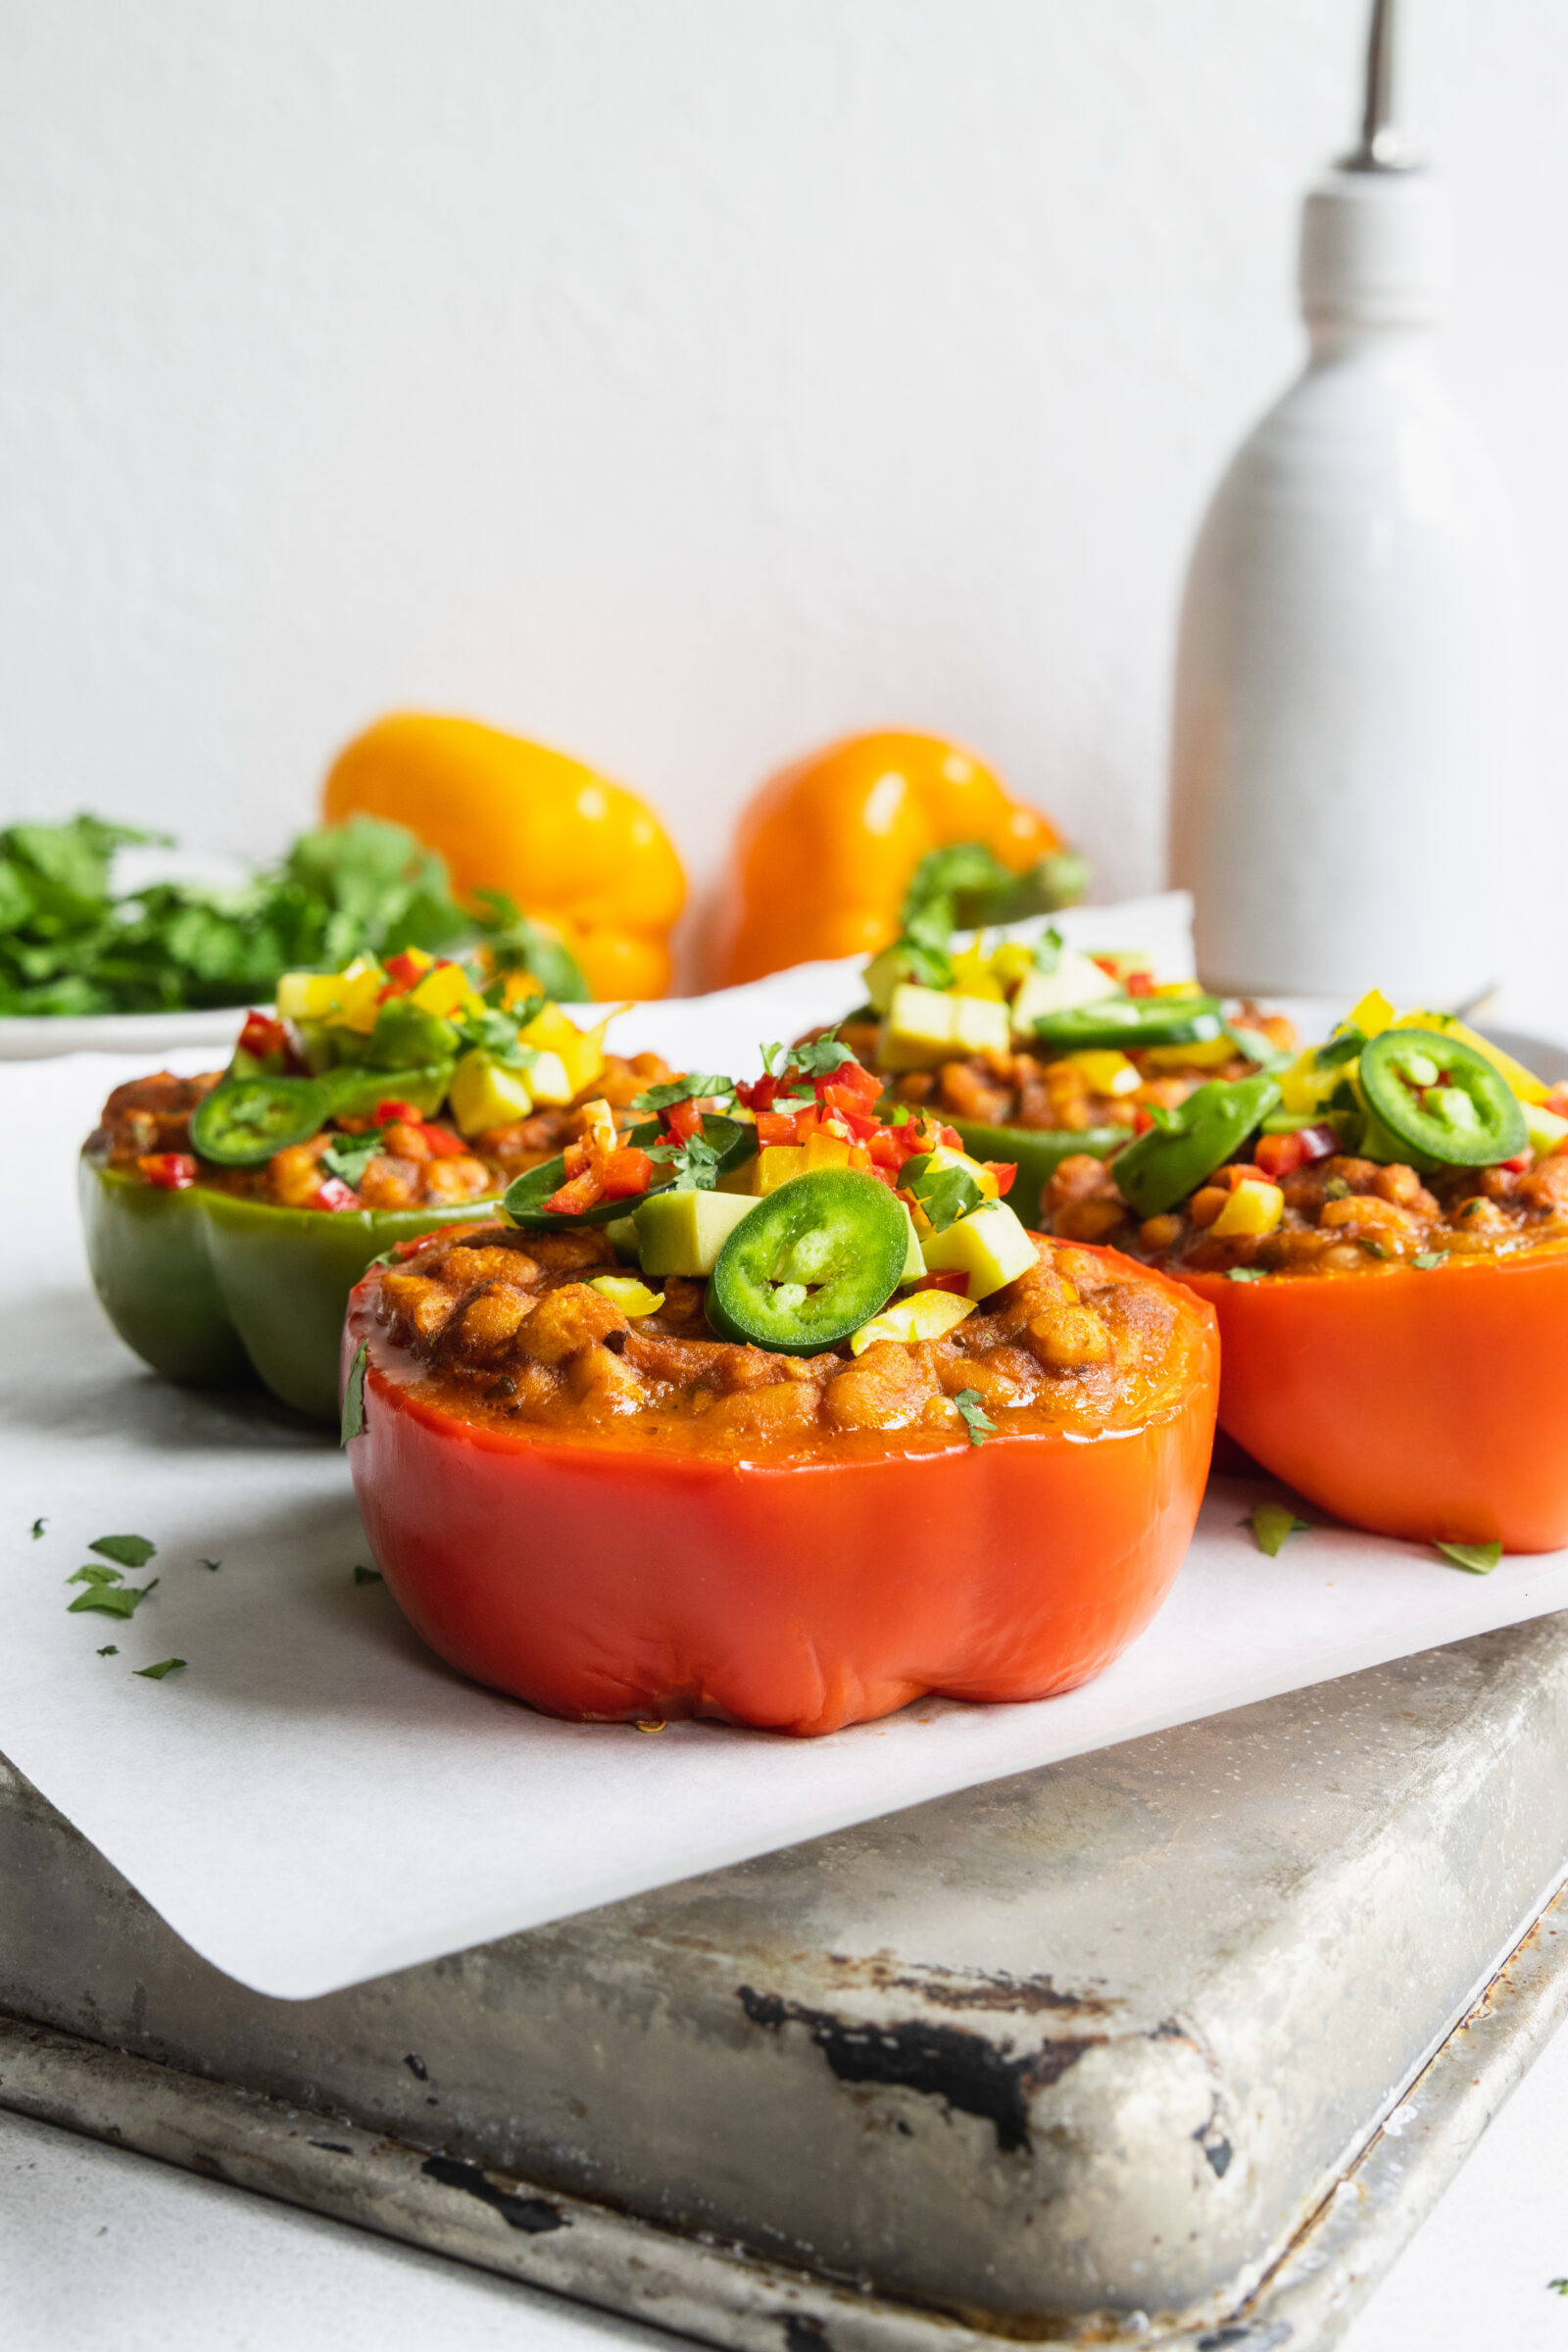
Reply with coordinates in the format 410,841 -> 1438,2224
647,1132 -> 724,1192
1435,1540 -> 1502,1575
1244,1502 -> 1311,1557
953,1390 -> 997,1447
902,1153 -> 985,1235
631,1074 -> 737,1115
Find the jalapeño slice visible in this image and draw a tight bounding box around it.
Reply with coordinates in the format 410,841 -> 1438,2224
1029,995 -> 1226,1052
1358,1028 -> 1527,1169
190,1074 -> 331,1167
504,1113 -> 758,1230
1111,1072 -> 1282,1220
708,1169 -> 907,1354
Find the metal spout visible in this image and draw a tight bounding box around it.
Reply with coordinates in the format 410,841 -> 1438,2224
1340,0 -> 1419,172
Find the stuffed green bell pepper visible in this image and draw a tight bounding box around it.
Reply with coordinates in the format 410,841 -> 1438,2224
79,947 -> 672,1422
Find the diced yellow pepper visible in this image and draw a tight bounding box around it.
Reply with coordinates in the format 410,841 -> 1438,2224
1068,1050 -> 1142,1098
736,1135 -> 855,1195
518,1003 -> 611,1101
1151,980 -> 1203,998
449,1050 -> 533,1137
947,943 -> 1006,1002
332,962 -> 385,1034
275,970 -> 346,1022
1278,1044 -> 1348,1116
987,941 -> 1037,991
1209,1179 -> 1284,1240
850,1291 -> 976,1354
1143,1036 -> 1238,1072
579,1098 -> 618,1155
1346,988 -> 1396,1040
588,1275 -> 665,1317
409,961 -> 479,1020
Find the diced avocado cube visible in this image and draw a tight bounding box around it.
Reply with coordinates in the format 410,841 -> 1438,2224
951,995 -> 1011,1057
449,1049 -> 533,1138
633,1188 -> 760,1278
1524,1101 -> 1568,1154
522,1050 -> 574,1105
878,984 -> 957,1072
604,1214 -> 641,1262
919,1201 -> 1039,1299
1008,950 -> 1120,1037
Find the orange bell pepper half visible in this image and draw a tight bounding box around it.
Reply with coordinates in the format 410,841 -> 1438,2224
1181,1245 -> 1568,1551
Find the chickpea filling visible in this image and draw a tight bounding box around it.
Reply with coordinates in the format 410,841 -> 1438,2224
834,1007 -> 1295,1134
1046,1148 -> 1568,1274
363,1220 -> 1199,1455
88,1054 -> 674,1213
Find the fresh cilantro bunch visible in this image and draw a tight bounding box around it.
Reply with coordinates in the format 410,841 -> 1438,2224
0,813 -> 590,1017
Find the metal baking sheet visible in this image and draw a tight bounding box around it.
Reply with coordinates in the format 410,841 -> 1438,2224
6,1612 -> 1568,2342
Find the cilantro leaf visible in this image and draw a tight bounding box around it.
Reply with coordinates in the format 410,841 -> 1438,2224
646,1133 -> 722,1192
354,1563 -> 383,1585
1435,1540 -> 1502,1575
134,1657 -> 186,1680
902,1152 -> 985,1235
96,1644 -> 119,1656
69,1578 -> 159,1619
341,1342 -> 369,1444
631,1074 -> 736,1114
1225,1267 -> 1269,1283
69,1564 -> 123,1587
197,1558 -> 221,1572
451,1001 -> 544,1066
89,1534 -> 157,1568
1412,1252 -> 1445,1270
953,1389 -> 997,1447
319,1129 -> 387,1188
30,1516 -> 45,1540
1244,1502 -> 1311,1557
760,1042 -> 784,1077
781,1029 -> 857,1081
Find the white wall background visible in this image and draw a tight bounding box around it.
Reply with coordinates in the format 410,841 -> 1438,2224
3,0 -> 1566,979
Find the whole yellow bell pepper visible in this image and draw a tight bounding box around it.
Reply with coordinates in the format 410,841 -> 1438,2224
321,713 -> 685,1000
707,730 -> 1083,987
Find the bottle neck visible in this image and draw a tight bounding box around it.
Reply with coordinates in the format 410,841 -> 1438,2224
1298,169 -> 1449,349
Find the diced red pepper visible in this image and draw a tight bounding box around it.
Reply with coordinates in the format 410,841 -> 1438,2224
1254,1132 -> 1305,1179
822,1086 -> 881,1138
1499,1153 -> 1533,1175
735,1073 -> 780,1114
820,1057 -> 880,1105
1125,970 -> 1155,997
418,1124 -> 470,1159
598,1147 -> 655,1201
312,1175 -> 360,1212
664,1098 -> 703,1145
987,1161 -> 1016,1197
543,1169 -> 605,1216
755,1111 -> 797,1147
915,1269 -> 970,1297
137,1152 -> 197,1191
238,1011 -> 289,1062
393,1224 -> 489,1260
938,1125 -> 962,1151
868,1129 -> 907,1170
1133,1106 -> 1155,1137
374,1100 -> 427,1128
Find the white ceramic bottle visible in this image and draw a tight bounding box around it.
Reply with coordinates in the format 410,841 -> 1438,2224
1168,0 -> 1532,1005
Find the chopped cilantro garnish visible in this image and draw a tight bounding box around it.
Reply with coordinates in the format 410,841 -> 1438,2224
197,1557 -> 221,1572
646,1132 -> 723,1192
134,1658 -> 186,1680
1322,1177 -> 1351,1201
451,1002 -> 544,1065
319,1128 -> 388,1189
902,1153 -> 985,1235
69,1564 -> 124,1587
781,1029 -> 857,1082
89,1534 -> 156,1569
1244,1502 -> 1311,1557
1435,1540 -> 1502,1575
1226,1266 -> 1269,1283
96,1644 -> 119,1657
1412,1252 -> 1445,1270
69,1578 -> 158,1619
953,1390 -> 997,1447
631,1074 -> 737,1114
30,1516 -> 45,1540
341,1342 -> 369,1445
354,1564 -> 383,1586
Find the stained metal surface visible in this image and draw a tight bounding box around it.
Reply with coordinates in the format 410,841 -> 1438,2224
4,1613 -> 1568,2342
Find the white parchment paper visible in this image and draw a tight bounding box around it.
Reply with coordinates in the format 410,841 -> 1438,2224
7,899 -> 1568,2003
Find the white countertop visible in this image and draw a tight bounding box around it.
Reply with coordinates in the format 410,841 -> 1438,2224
8,2007 -> 1568,2352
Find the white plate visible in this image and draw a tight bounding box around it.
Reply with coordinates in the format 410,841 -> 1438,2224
0,1007 -> 251,1061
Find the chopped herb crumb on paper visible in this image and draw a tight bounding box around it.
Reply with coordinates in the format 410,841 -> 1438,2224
1434,1540 -> 1502,1575
88,1534 -> 157,1569
134,1658 -> 186,1681
353,1564 -> 383,1585
1244,1503 -> 1312,1558
197,1558 -> 221,1573
29,1517 -> 45,1540
68,1578 -> 158,1619
95,1645 -> 119,1657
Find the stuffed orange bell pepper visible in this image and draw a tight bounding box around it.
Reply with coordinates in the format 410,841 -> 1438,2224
322,713 -> 685,1000
1041,994 -> 1568,1551
708,730 -> 1087,988
340,1037 -> 1216,1736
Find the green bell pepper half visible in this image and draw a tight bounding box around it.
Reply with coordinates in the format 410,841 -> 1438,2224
949,1120 -> 1125,1229
79,1152 -> 498,1423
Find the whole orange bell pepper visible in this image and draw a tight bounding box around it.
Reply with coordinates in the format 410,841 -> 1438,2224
341,1246 -> 1216,1737
708,730 -> 1084,989
1182,1246 -> 1568,1551
322,713 -> 685,1000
